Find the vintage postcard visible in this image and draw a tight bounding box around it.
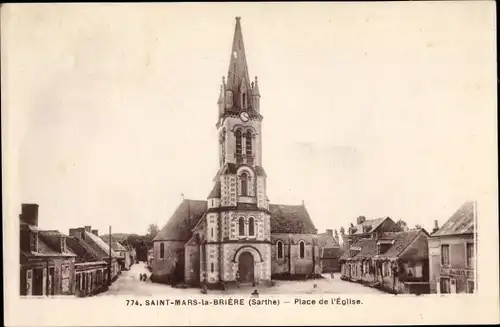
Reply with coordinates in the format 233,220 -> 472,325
2,2 -> 498,326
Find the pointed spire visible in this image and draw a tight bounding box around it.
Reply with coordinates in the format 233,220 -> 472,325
226,17 -> 251,109
252,76 -> 260,96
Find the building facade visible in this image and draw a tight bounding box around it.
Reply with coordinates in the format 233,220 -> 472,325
340,228 -> 431,294
428,201 -> 476,294
19,204 -> 77,296
153,17 -> 321,287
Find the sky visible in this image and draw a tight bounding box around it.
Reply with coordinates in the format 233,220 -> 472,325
3,3 -> 496,236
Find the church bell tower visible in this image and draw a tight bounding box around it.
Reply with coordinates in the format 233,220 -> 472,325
203,17 -> 272,286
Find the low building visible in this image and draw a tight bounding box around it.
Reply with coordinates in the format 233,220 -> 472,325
66,236 -> 108,297
111,240 -> 131,271
428,201 -> 476,294
340,216 -> 403,248
19,204 -> 77,296
318,229 -> 344,273
69,226 -> 121,281
340,228 -> 431,294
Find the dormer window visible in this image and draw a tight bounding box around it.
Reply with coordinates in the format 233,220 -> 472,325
60,237 -> 67,253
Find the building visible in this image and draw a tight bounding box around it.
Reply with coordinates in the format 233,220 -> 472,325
340,216 -> 403,249
66,236 -> 109,296
428,201 -> 476,294
19,204 -> 77,296
69,226 -> 121,281
318,229 -> 344,273
111,239 -> 132,270
152,17 -> 321,288
340,228 -> 431,294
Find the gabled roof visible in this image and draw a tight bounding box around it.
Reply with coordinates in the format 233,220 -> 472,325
269,204 -> 317,234
322,247 -> 345,259
111,240 -> 127,252
154,199 -> 208,242
433,201 -> 475,236
83,231 -> 119,259
38,230 -> 76,258
66,236 -> 102,262
318,233 -> 339,248
376,229 -> 426,259
350,217 -> 388,235
207,182 -> 221,199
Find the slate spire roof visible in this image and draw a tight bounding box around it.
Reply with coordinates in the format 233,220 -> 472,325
226,17 -> 251,99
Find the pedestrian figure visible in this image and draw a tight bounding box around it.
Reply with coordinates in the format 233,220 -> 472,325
313,284 -> 317,288
200,283 -> 208,294
330,272 -> 335,279
235,271 -> 240,288
139,274 -> 143,281
251,289 -> 259,297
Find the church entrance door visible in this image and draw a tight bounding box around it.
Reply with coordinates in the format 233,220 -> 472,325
238,252 -> 254,283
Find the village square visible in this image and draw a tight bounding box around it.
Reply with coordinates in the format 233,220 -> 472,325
18,17 -> 477,298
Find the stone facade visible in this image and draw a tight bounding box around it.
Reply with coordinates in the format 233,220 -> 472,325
153,17 -> 320,288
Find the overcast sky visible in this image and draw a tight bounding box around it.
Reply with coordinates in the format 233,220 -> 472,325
4,3 -> 496,236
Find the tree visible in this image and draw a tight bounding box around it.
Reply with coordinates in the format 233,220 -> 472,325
396,219 -> 409,231
415,224 -> 422,229
145,224 -> 159,244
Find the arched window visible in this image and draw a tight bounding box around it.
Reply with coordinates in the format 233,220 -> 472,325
235,130 -> 242,160
238,217 -> 245,236
245,131 -> 252,156
277,240 -> 284,259
299,240 -> 305,259
160,243 -> 165,259
248,217 -> 255,236
240,172 -> 248,196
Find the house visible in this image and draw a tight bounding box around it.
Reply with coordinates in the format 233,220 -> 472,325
318,229 -> 344,273
152,17 -> 322,288
111,239 -> 131,271
428,201 -> 476,294
340,216 -> 403,248
19,204 -> 77,296
340,228 -> 431,294
69,226 -> 121,281
66,236 -> 108,296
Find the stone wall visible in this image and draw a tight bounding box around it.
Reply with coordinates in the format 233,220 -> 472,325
270,233 -> 321,276
152,241 -> 184,277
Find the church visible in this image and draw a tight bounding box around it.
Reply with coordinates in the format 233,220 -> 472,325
152,17 -> 323,287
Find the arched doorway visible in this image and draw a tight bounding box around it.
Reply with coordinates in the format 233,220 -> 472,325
238,252 -> 254,283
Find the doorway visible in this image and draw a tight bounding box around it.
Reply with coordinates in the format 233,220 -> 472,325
238,252 -> 255,283
32,268 -> 44,296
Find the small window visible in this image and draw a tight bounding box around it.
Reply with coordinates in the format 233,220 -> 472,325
467,280 -> 475,294
277,241 -> 284,259
441,244 -> 450,266
211,262 -> 214,273
211,228 -> 214,238
238,217 -> 245,236
160,243 -> 165,259
466,243 -> 474,267
248,217 -> 255,236
299,240 -> 305,259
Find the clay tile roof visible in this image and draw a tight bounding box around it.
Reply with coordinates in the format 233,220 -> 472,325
84,231 -> 119,259
352,217 -> 387,235
207,182 -> 221,199
322,247 -> 345,259
377,229 -> 423,259
433,201 -> 475,236
269,204 -> 317,234
66,236 -> 102,262
318,233 -> 339,248
154,199 -> 208,242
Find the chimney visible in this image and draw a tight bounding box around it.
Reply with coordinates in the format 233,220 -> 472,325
84,226 -> 91,233
356,216 -> 366,225
20,203 -> 39,226
91,229 -> 99,236
432,220 -> 439,234
326,229 -> 333,236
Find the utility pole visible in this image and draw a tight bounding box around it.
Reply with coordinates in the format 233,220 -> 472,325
108,225 -> 112,286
